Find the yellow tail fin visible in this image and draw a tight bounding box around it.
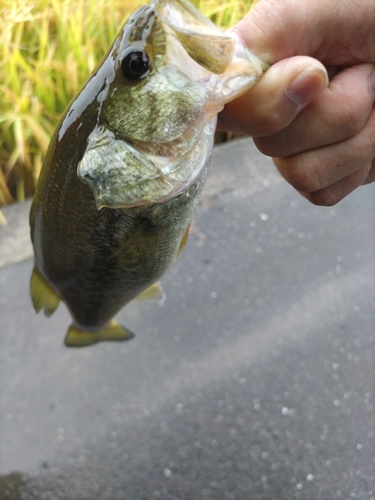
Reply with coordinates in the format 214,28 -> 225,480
64,320 -> 134,347
30,267 -> 60,317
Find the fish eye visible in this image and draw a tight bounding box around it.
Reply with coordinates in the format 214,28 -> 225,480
120,50 -> 151,81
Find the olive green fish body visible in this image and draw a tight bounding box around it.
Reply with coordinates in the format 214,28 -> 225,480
31,146 -> 207,330
30,0 -> 267,345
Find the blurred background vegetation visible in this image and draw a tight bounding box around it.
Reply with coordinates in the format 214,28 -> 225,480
0,0 -> 255,206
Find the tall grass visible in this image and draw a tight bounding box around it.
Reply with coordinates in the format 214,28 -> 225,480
0,0 -> 254,205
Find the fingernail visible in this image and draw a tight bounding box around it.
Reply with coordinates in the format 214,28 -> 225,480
286,66 -> 328,107
369,68 -> 375,101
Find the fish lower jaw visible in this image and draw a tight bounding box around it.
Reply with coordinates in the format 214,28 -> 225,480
78,117 -> 216,209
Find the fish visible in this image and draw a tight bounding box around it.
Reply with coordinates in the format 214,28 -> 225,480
29,0 -> 268,347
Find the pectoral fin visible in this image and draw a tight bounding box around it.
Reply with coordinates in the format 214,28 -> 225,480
135,282 -> 165,303
176,224 -> 190,258
30,266 -> 60,317
65,320 -> 134,347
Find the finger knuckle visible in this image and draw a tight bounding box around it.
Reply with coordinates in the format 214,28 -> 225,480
305,189 -> 339,207
257,113 -> 288,137
342,103 -> 367,136
277,155 -> 326,193
254,137 -> 278,156
328,86 -> 370,138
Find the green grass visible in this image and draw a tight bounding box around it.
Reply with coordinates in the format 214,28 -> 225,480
0,0 -> 254,205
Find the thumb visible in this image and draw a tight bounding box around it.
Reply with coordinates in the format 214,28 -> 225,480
218,56 -> 328,136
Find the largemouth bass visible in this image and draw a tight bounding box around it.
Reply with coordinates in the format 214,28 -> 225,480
30,0 -> 267,346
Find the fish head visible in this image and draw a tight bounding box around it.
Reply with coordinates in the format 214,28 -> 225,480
77,0 -> 268,209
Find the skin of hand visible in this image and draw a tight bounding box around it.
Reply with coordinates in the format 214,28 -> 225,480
218,0 -> 375,205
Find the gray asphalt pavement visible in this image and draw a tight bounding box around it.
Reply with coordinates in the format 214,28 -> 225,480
0,138 -> 374,500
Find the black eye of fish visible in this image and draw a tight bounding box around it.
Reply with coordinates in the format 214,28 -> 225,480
121,50 -> 151,81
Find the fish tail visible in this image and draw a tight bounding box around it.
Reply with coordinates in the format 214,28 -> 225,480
64,320 -> 134,347
30,266 -> 61,317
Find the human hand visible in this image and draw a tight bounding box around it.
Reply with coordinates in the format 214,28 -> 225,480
218,0 -> 375,205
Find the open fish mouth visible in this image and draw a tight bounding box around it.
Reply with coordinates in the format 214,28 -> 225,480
77,0 -> 267,210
